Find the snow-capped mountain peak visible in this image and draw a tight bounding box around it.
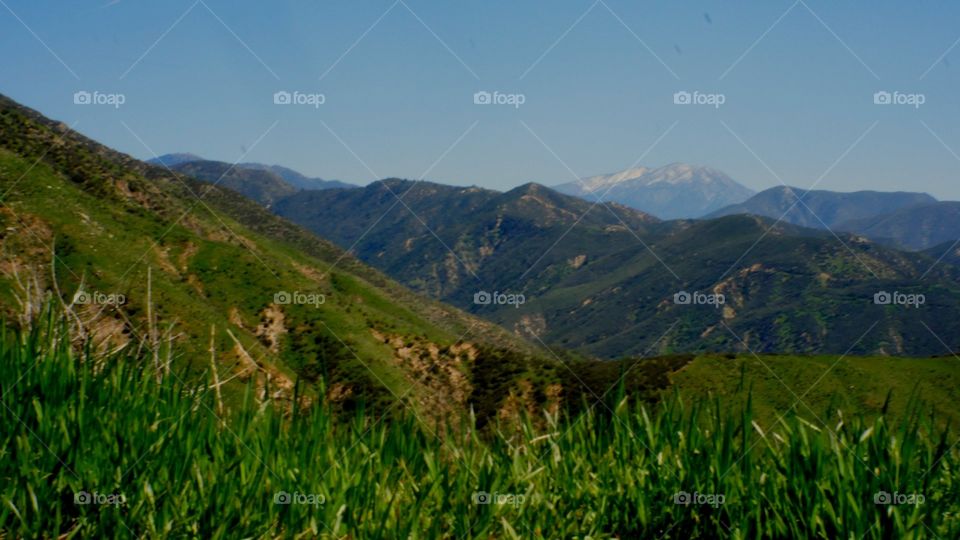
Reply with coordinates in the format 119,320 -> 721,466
553,163 -> 756,219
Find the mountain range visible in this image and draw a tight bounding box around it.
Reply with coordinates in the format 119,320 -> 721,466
8,94 -> 960,366
709,186 -> 959,250
268,178 -> 960,358
554,163 -> 756,219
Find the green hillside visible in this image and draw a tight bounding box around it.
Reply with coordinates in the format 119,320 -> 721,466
0,94 -> 579,422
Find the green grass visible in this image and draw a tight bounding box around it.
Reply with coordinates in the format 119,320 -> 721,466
2,313 -> 959,539
670,353 -> 960,429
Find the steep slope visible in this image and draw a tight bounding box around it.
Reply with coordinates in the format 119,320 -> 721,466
835,201 -> 960,250
555,163 -> 755,219
708,186 -> 937,230
274,178 -> 960,358
0,94 -> 610,422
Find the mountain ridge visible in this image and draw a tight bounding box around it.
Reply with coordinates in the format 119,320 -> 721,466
707,185 -> 938,229
147,153 -> 357,191
270,174 -> 960,358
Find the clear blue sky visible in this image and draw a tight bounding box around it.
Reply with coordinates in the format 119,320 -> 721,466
3,0 -> 960,199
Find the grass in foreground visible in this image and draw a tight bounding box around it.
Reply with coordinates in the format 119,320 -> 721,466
1,316 -> 958,539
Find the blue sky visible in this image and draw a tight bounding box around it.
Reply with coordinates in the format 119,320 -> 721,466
3,0 -> 960,198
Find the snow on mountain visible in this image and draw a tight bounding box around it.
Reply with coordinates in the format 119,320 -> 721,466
554,163 -> 755,219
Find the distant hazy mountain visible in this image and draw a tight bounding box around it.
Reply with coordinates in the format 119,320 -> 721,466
835,201 -> 960,251
238,162 -> 356,191
148,154 -> 357,191
708,186 -> 937,230
148,152 -> 203,167
554,163 -> 755,219
169,160 -> 298,207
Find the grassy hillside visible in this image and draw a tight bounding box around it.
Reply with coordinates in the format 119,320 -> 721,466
0,93 -> 593,422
